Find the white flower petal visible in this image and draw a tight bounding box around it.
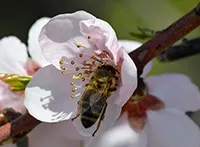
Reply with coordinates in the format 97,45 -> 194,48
28,17 -> 51,67
80,18 -> 119,59
28,122 -> 83,147
0,81 -> 26,114
86,115 -> 147,147
73,104 -> 121,137
145,74 -> 200,112
111,49 -> 137,106
118,40 -> 141,53
24,65 -> 84,122
0,36 -> 28,75
39,11 -> 95,68
118,40 -> 152,77
145,108 -> 200,147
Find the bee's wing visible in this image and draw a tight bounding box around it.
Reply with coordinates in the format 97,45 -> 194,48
79,88 -> 101,114
89,93 -> 107,114
80,91 -> 107,114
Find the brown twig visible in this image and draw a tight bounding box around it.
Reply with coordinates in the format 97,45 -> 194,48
0,113 -> 40,143
129,3 -> 200,75
0,3 -> 200,144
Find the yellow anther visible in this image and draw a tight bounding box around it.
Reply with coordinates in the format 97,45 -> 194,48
70,82 -> 74,86
78,73 -> 82,77
82,77 -> 85,81
61,66 -> 65,70
71,61 -> 75,65
72,88 -> 76,92
62,71 -> 66,75
76,67 -> 79,71
59,60 -> 64,64
71,94 -> 75,98
72,75 -> 80,80
77,44 -> 82,48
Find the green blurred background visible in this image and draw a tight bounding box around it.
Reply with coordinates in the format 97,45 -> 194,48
1,0 -> 200,123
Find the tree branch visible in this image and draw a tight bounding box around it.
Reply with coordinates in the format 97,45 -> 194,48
0,3 -> 200,144
0,113 -> 40,143
129,3 -> 200,75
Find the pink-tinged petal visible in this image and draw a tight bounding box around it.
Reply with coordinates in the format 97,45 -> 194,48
0,81 -> 26,114
24,65 -> 85,122
86,115 -> 147,147
73,104 -> 121,137
80,18 -> 118,60
145,108 -> 200,147
118,40 -> 152,78
28,17 -> 51,67
28,122 -> 83,147
145,74 -> 200,112
0,36 -> 28,75
110,49 -> 137,106
39,11 -> 95,68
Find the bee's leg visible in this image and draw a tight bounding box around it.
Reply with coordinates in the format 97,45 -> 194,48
92,103 -> 108,136
71,113 -> 80,121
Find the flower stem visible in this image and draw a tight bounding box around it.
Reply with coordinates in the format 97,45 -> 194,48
129,3 -> 200,75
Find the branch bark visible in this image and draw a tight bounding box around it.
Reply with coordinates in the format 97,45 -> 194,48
129,3 -> 200,75
0,113 -> 40,143
0,3 -> 200,144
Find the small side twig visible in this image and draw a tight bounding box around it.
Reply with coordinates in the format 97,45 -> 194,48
157,37 -> 200,61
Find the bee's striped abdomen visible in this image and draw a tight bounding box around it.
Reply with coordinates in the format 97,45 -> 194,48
81,107 -> 100,128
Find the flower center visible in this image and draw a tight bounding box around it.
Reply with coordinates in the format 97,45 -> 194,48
58,37 -> 119,99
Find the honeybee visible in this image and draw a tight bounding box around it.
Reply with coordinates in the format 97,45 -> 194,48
72,64 -> 119,136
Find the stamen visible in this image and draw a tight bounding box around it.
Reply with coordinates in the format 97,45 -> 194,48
78,73 -> 82,77
76,67 -> 79,71
71,94 -> 75,98
82,77 -> 85,81
72,75 -> 81,80
71,61 -> 75,65
88,36 -> 91,39
61,66 -> 65,70
62,71 -> 66,75
72,88 -> 76,92
59,60 -> 64,64
79,54 -> 83,58
77,44 -> 82,48
70,82 -> 74,86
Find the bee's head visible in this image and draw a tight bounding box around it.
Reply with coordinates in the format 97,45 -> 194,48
95,65 -> 118,83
